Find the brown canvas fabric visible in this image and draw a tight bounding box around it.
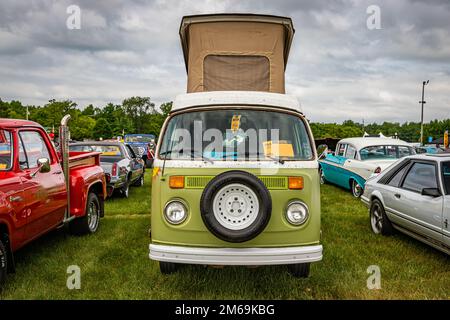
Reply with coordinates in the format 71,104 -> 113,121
185,21 -> 287,93
203,55 -> 270,92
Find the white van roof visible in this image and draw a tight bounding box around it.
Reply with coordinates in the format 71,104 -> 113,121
171,91 -> 302,114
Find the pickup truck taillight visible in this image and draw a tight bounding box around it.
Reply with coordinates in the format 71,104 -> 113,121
112,163 -> 118,176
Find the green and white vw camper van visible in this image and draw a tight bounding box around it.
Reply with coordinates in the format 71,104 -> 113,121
149,14 -> 322,278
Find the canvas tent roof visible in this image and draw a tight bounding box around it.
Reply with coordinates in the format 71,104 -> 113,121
179,14 -> 295,94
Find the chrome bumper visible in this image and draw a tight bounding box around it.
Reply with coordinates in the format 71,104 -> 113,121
149,244 -> 323,265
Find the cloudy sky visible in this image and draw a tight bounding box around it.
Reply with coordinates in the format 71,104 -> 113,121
0,0 -> 449,123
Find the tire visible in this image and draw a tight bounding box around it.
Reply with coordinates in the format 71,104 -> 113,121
200,170 -> 272,243
0,239 -> 7,289
351,179 -> 363,198
121,180 -> 130,198
159,261 -> 179,274
370,199 -> 394,235
70,192 -> 101,235
132,174 -> 144,187
287,263 -> 310,278
319,167 -> 326,185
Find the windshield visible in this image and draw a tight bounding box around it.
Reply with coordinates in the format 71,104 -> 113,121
159,109 -> 313,161
360,145 -> 414,160
70,144 -> 123,157
125,135 -> 155,143
0,130 -> 13,171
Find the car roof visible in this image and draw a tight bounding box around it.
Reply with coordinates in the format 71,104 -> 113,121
407,153 -> 450,161
0,118 -> 43,128
171,91 -> 303,114
338,137 -> 411,150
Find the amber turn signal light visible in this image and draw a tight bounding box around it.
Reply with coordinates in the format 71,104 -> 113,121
169,176 -> 185,189
288,176 -> 304,190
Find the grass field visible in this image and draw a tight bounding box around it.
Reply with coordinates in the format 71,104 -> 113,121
1,171 -> 449,299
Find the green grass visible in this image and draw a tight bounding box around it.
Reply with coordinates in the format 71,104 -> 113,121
1,172 -> 449,299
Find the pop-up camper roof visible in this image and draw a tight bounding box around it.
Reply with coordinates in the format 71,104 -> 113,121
179,14 -> 295,94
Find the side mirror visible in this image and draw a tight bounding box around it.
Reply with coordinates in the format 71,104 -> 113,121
317,144 -> 329,160
421,187 -> 441,197
37,158 -> 51,173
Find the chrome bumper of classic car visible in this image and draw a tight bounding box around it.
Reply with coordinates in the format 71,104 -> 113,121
149,244 -> 323,265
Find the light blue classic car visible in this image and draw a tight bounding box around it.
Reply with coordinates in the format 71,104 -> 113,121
319,137 -> 415,197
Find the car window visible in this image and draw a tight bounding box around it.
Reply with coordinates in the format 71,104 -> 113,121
0,130 -> 13,171
70,145 -> 94,152
387,163 -> 409,187
442,161 -> 450,195
19,131 -> 51,169
337,144 -> 346,156
345,145 -> 356,159
125,145 -> 136,158
360,145 -> 414,160
402,162 -> 437,193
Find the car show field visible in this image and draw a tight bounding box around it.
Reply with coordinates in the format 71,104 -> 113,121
0,171 -> 448,300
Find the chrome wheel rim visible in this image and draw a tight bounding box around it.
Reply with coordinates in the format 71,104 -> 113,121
320,169 -> 325,184
352,181 -> 362,197
212,183 -> 260,230
371,205 -> 383,234
87,201 -> 99,232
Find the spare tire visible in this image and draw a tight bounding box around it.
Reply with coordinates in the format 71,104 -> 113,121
200,170 -> 272,243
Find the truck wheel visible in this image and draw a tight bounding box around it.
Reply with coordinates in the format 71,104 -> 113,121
200,171 -> 272,243
70,193 -> 101,235
0,239 -> 8,289
159,261 -> 179,274
133,174 -> 144,187
287,263 -> 310,278
370,199 -> 393,235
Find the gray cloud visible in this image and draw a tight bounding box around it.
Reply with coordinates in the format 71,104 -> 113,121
0,0 -> 449,123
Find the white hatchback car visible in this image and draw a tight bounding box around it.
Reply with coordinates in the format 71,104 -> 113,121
361,154 -> 450,254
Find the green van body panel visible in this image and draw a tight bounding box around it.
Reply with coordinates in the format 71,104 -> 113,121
151,167 -> 321,248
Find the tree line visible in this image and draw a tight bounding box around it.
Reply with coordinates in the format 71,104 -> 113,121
1,97 -> 449,142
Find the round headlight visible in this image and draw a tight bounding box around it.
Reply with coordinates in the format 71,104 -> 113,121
286,201 -> 309,225
164,200 -> 188,225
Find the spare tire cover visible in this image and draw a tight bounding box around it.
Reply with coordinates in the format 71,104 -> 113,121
200,170 -> 272,243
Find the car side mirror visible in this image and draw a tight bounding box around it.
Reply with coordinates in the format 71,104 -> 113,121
317,144 -> 328,160
37,157 -> 51,173
421,187 -> 441,197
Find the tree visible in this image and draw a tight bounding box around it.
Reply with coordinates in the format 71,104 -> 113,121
92,118 -> 113,140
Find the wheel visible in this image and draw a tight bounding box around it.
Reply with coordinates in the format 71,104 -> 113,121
370,199 -> 394,235
159,261 -> 179,274
132,174 -> 144,187
200,170 -> 272,243
121,181 -> 130,198
0,239 -> 7,289
287,263 -> 310,278
351,179 -> 363,198
319,167 -> 326,185
70,192 -> 101,235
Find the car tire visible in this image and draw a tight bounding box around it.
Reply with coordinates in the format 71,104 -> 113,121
159,261 -> 179,274
200,170 -> 272,243
370,199 -> 394,235
319,167 -> 326,185
0,239 -> 7,289
287,263 -> 310,278
351,179 -> 363,198
133,174 -> 144,187
121,181 -> 130,198
70,192 -> 101,235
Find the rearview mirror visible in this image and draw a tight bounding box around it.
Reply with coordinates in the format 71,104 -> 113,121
421,187 -> 441,197
317,144 -> 328,160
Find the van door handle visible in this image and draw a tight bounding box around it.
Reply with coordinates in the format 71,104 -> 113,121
394,193 -> 401,199
53,170 -> 63,175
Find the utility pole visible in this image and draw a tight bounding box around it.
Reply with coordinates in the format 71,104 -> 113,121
419,80 -> 429,146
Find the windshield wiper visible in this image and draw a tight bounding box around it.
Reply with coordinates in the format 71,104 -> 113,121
160,149 -> 214,164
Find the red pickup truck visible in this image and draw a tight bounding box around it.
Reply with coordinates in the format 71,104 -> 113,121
0,116 -> 106,288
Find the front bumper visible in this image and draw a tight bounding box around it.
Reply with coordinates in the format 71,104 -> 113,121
149,244 -> 323,265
